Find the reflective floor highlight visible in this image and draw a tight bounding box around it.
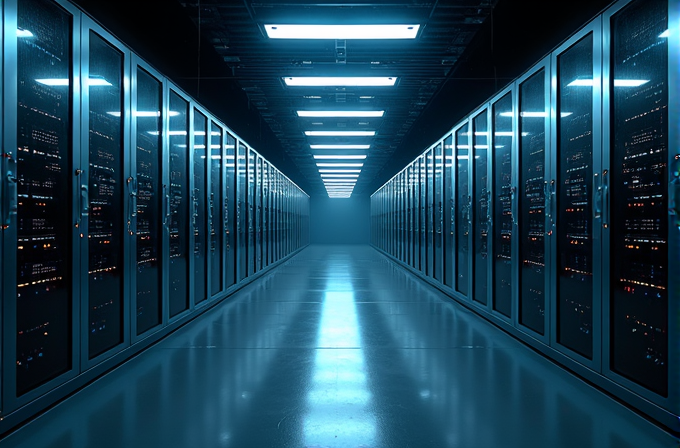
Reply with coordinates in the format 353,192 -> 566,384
1,245 -> 677,448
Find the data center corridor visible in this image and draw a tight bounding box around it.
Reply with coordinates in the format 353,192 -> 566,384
0,245 -> 676,448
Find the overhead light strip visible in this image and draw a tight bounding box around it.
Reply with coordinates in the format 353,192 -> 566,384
265,24 -> 420,40
284,77 -> 397,87
305,131 -> 375,137
313,155 -> 367,160
311,145 -> 370,150
297,111 -> 384,118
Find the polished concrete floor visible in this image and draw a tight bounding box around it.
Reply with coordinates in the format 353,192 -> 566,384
1,245 -> 678,448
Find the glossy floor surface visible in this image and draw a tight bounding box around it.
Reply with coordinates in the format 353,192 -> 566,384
1,245 -> 678,448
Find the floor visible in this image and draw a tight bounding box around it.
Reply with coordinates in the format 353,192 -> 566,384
1,245 -> 677,448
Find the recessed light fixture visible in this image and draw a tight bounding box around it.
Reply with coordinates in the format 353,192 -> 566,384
316,163 -> 364,167
284,77 -> 397,87
305,131 -> 375,137
313,155 -> 367,160
310,145 -> 371,150
323,178 -> 358,183
321,174 -> 360,178
297,110 -> 384,118
265,24 -> 420,40
318,169 -> 361,173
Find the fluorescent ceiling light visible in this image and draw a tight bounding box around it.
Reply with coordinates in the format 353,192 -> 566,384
614,79 -> 650,87
311,144 -> 370,150
35,77 -> 112,86
297,110 -> 384,118
265,24 -> 420,40
567,78 -> 650,87
305,131 -> 375,137
316,163 -> 364,167
17,28 -> 33,38
659,29 -> 670,38
284,77 -> 397,87
314,155 -> 366,160
318,170 -> 361,173
321,174 -> 359,178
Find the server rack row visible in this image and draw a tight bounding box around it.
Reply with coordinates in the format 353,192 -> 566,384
371,0 -> 679,432
0,0 -> 310,434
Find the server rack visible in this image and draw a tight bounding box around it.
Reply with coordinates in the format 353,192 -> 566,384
0,0 -> 310,434
371,0 -> 679,432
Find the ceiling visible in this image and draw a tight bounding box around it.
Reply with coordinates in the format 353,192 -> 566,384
176,0 -> 498,197
72,0 -> 616,197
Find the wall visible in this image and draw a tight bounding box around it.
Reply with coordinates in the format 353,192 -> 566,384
310,195 -> 370,245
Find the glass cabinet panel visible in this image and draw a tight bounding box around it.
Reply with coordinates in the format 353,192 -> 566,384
168,91 -> 189,317
15,0 -> 73,394
237,142 -> 247,280
255,156 -> 262,272
134,67 -> 162,335
473,110 -> 490,305
455,123 -> 470,296
492,92 -> 514,318
193,109 -> 207,305
247,148 -> 255,276
225,133 -> 236,287
434,143 -> 443,282
519,68 -> 548,335
443,134 -> 454,288
426,149 -> 434,277
86,31 -> 124,359
210,121 -> 222,296
556,33 -> 595,359
609,0 -> 668,395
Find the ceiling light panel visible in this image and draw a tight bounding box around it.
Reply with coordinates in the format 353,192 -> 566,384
265,24 -> 420,40
305,131 -> 375,137
316,163 -> 364,167
310,145 -> 370,150
297,111 -> 384,118
284,77 -> 397,87
313,155 -> 367,160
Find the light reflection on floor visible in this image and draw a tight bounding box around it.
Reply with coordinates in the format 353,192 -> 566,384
304,274 -> 377,447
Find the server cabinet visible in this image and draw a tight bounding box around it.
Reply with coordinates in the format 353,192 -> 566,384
130,59 -> 164,339
246,148 -> 255,275
491,89 -> 515,320
272,170 -> 279,263
434,142 -> 443,282
167,88 -> 190,318
455,121 -> 471,298
604,0 -> 673,404
236,142 -> 246,281
4,0 -> 81,406
192,108 -> 208,306
550,21 -> 602,367
443,134 -> 455,288
209,120 -> 223,298
262,160 -> 269,268
426,148 -> 434,278
517,58 -> 551,341
412,160 -> 420,269
406,165 -> 413,267
80,19 -> 130,366
400,171 -> 407,263
419,156 -> 426,273
255,155 -> 262,272
472,108 -> 491,307
225,133 -> 236,288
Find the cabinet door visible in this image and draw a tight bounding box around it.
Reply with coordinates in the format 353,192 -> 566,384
434,143 -> 443,282
473,109 -> 490,307
518,62 -> 550,339
606,0 -> 668,397
455,122 -> 471,297
82,26 -> 129,362
168,90 -> 190,317
552,24 -> 602,365
224,133 -> 236,287
237,142 -> 247,281
9,0 -> 79,401
132,64 -> 163,337
443,134 -> 455,288
491,91 -> 514,319
192,109 -> 207,306
209,121 -> 223,297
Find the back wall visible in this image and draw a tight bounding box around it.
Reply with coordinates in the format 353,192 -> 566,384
310,195 -> 370,245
